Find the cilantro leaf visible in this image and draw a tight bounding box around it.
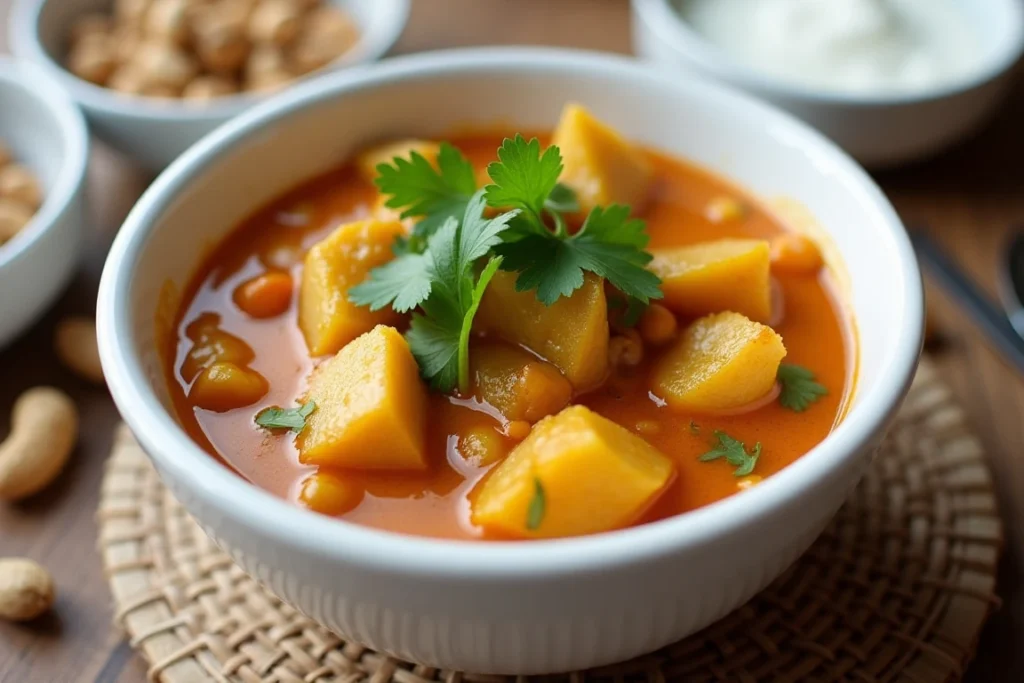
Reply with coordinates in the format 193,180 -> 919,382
494,205 -> 663,305
347,252 -> 432,313
406,299 -> 462,392
777,364 -> 828,412
255,401 -> 316,433
526,477 -> 546,530
485,135 -> 563,222
699,431 -> 761,477
545,182 -> 579,214
375,142 -> 477,252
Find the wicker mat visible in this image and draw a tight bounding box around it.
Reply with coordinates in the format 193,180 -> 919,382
97,360 -> 1003,683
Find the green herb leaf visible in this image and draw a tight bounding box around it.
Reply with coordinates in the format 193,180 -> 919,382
494,204 -> 663,305
699,430 -> 761,477
255,401 -> 316,433
403,196 -> 513,393
374,142 -> 477,252
545,182 -> 579,214
485,135 -> 563,223
347,252 -> 432,313
526,477 -> 546,530
777,364 -> 828,412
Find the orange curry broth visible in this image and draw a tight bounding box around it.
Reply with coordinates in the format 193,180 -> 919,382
167,132 -> 853,540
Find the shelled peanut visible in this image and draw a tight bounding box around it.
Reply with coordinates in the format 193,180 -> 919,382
65,0 -> 359,100
0,142 -> 43,247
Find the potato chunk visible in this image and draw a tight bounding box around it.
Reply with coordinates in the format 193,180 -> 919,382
298,326 -> 428,470
471,343 -> 572,423
472,405 -> 675,539
475,271 -> 608,392
299,219 -> 404,356
652,312 -> 786,413
356,139 -> 441,183
551,104 -> 653,213
648,239 -> 772,322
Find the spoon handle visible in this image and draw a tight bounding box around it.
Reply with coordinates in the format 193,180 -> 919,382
911,229 -> 1024,376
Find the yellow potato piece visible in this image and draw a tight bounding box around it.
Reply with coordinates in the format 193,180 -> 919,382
299,326 -> 428,471
551,103 -> 653,213
299,219 -> 405,356
652,312 -> 787,413
648,239 -> 772,322
472,405 -> 675,539
471,342 -> 572,423
475,271 -> 608,392
356,139 -> 441,183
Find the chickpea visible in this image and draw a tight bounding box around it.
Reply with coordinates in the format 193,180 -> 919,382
113,26 -> 142,65
290,6 -> 358,75
0,198 -> 34,244
114,0 -> 151,28
609,328 -> 644,368
143,0 -> 191,44
233,271 -> 293,318
459,426 -> 509,466
770,233 -> 824,275
67,35 -> 117,85
299,471 -> 364,516
248,0 -> 302,47
505,420 -> 531,442
134,40 -> 197,89
0,165 -> 42,211
188,361 -> 268,412
638,303 -> 677,346
182,74 -> 238,100
107,64 -> 148,95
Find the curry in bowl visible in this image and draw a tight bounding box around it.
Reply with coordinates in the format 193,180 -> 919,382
168,104 -> 852,540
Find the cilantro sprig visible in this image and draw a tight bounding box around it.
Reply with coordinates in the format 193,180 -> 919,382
777,364 -> 828,412
255,401 -> 316,433
699,431 -> 761,477
351,134 -> 663,394
526,478 -> 546,530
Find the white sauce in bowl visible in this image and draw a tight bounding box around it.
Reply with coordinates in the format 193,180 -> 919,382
679,0 -> 982,95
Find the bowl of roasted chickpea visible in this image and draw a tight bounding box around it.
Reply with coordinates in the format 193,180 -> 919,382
8,0 -> 409,169
0,56 -> 88,349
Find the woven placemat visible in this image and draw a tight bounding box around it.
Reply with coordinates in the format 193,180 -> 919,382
97,360 -> 1003,683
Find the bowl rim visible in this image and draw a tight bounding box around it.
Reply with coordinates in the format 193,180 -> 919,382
97,46 -> 923,580
632,0 -> 1024,106
7,0 -> 411,121
0,55 -> 89,271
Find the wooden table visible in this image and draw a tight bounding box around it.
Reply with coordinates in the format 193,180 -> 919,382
1,2 -> 1022,681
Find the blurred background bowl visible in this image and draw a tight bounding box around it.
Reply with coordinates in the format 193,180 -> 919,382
8,0 -> 409,170
631,0 -> 1024,167
0,56 -> 88,350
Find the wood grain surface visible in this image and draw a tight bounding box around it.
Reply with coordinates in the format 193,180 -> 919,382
1,1 -> 1022,681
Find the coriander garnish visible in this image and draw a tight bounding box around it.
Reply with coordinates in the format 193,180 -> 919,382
526,477 -> 546,531
255,400 -> 316,433
699,430 -> 761,477
777,363 -> 828,412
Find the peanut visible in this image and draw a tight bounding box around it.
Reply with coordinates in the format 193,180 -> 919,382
0,140 -> 11,167
0,198 -> 33,244
114,0 -> 151,28
192,8 -> 249,73
55,317 -> 104,385
0,558 -> 55,622
134,41 -> 197,89
67,34 -> 118,85
0,388 -> 78,501
248,0 -> 302,46
244,43 -> 292,91
69,13 -> 114,44
290,5 -> 357,74
0,164 -> 42,211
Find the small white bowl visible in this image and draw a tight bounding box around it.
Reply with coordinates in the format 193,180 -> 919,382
0,57 -> 88,350
97,48 -> 923,674
8,0 -> 409,170
632,0 -> 1024,167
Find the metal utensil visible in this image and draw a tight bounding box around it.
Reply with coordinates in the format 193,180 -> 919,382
911,229 -> 1024,375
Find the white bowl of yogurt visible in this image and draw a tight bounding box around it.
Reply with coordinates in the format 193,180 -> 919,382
632,0 -> 1024,166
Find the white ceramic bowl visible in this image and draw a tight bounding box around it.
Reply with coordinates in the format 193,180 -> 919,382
97,48 -> 923,674
8,0 -> 409,170
0,57 -> 88,350
632,0 -> 1024,167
